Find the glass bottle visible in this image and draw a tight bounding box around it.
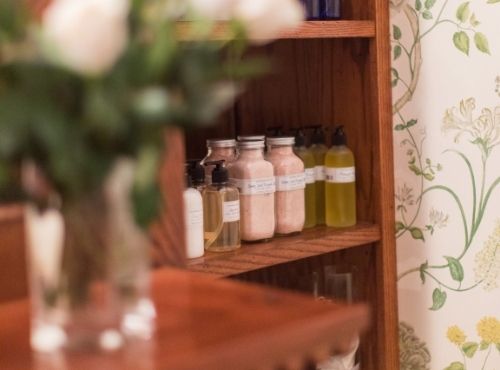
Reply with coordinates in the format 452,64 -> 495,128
183,173 -> 204,259
321,0 -> 341,20
186,159 -> 206,192
325,126 -> 356,227
294,129 -> 316,228
267,136 -> 305,235
201,139 -> 237,183
202,160 -> 241,252
309,126 -> 328,225
229,140 -> 275,242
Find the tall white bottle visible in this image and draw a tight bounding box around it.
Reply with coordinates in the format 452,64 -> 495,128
184,173 -> 204,259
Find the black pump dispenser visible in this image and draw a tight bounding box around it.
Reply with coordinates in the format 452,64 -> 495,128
332,125 -> 347,146
294,128 -> 306,147
204,160 -> 228,184
185,171 -> 193,188
187,159 -> 205,185
306,125 -> 326,145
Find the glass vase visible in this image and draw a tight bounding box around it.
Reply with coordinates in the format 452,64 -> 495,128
24,160 -> 156,353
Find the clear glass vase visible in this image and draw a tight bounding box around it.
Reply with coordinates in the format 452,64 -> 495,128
24,160 -> 156,353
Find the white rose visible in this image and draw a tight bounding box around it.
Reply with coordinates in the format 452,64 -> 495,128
42,0 -> 130,76
234,0 -> 304,44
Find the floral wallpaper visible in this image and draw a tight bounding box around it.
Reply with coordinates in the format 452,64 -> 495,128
390,0 -> 500,369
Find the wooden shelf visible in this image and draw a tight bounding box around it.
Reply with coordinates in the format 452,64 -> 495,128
188,222 -> 380,277
0,268 -> 369,370
177,20 -> 376,40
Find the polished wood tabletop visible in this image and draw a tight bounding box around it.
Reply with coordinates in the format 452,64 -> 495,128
0,268 -> 369,370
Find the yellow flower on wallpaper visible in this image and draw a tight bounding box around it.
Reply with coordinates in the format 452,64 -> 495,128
474,220 -> 500,291
446,326 -> 466,346
476,316 -> 500,344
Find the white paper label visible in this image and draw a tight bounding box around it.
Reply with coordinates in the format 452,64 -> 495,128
223,200 -> 240,222
305,168 -> 315,184
325,167 -> 356,183
276,173 -> 306,191
187,207 -> 203,227
315,165 -> 325,181
230,177 -> 276,195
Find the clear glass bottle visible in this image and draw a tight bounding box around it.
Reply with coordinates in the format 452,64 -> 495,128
267,136 -> 305,235
294,129 -> 316,229
203,160 -> 241,252
229,140 -> 275,242
325,126 -> 356,227
184,173 -> 204,259
309,126 -> 328,225
201,139 -> 237,184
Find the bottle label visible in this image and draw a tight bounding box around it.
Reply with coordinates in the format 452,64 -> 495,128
187,207 -> 203,227
276,173 -> 306,191
315,165 -> 325,181
223,200 -> 240,223
325,167 -> 356,183
305,168 -> 315,184
229,177 -> 276,195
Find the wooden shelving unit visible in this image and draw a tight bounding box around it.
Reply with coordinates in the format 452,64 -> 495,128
165,1 -> 399,369
188,222 -> 380,277
177,20 -> 376,40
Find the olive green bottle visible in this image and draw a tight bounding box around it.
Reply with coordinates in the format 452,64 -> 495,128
294,129 -> 316,228
309,126 -> 328,225
202,160 -> 241,252
325,126 -> 356,227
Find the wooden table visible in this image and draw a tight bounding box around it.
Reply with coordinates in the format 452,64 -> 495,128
0,268 -> 369,370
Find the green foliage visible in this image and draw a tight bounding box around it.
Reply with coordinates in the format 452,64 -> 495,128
429,288 -> 447,310
456,2 -> 470,23
419,262 -> 428,284
474,32 -> 490,54
453,31 -> 470,55
445,256 -> 464,282
394,45 -> 402,60
444,362 -> 465,370
395,221 -> 405,232
393,25 -> 402,40
410,227 -> 425,241
461,342 -> 478,358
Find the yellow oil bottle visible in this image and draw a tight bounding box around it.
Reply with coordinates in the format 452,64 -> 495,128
294,129 -> 316,228
325,126 -> 356,227
309,126 -> 328,225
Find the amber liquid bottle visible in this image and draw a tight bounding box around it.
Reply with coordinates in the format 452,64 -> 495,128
294,129 -> 316,228
325,126 -> 356,227
309,127 -> 328,225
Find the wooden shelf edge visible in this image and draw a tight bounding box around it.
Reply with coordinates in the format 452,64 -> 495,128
177,20 -> 375,41
187,222 -> 381,277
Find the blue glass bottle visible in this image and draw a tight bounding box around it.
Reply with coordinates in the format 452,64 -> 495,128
321,0 -> 341,20
303,0 -> 321,20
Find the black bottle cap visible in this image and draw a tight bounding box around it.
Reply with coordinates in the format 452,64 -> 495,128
186,159 -> 205,185
266,125 -> 284,137
308,125 -> 325,145
204,160 -> 228,184
294,128 -> 306,147
332,125 -> 347,146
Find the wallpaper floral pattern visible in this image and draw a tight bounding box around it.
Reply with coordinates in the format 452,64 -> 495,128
390,0 -> 500,369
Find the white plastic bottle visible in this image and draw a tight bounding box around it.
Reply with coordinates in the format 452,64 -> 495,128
183,173 -> 204,259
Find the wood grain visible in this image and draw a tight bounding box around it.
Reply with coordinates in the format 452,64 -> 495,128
0,268 -> 369,370
176,21 -> 375,41
0,205 -> 27,303
188,222 -> 380,277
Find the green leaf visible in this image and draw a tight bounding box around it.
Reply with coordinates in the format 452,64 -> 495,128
474,32 -> 490,54
453,31 -> 470,55
415,0 -> 422,11
445,256 -> 464,282
394,45 -> 402,60
406,119 -> 417,128
456,2 -> 470,22
480,340 -> 490,350
409,164 -> 422,176
422,10 -> 433,19
444,362 -> 465,370
410,227 -> 425,241
395,124 -> 406,131
393,25 -> 402,40
423,173 -> 434,181
487,0 -> 500,3
395,221 -> 405,232
419,262 -> 428,284
425,0 -> 436,8
461,342 -> 478,358
430,288 -> 447,310
470,13 -> 480,27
